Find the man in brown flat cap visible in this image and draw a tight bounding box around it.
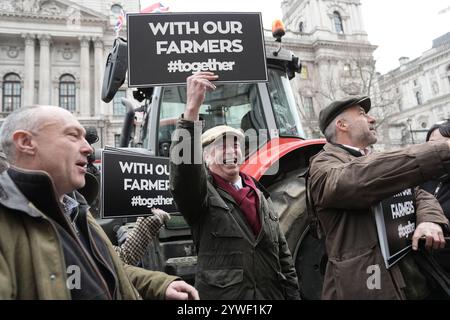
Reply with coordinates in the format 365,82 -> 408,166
169,72 -> 299,300
308,96 -> 450,299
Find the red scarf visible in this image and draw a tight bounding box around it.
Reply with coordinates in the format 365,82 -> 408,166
211,171 -> 262,236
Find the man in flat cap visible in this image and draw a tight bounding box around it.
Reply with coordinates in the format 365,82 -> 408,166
308,96 -> 450,299
170,72 -> 299,300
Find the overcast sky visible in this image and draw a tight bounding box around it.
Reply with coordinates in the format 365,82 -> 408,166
139,0 -> 450,74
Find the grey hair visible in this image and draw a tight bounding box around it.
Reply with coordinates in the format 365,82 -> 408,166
323,114 -> 345,143
202,143 -> 214,167
0,106 -> 44,162
323,118 -> 337,143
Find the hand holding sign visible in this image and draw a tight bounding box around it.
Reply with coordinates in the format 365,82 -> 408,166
185,72 -> 218,121
412,222 -> 446,250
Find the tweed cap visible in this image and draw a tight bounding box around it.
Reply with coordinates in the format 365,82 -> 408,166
319,96 -> 371,134
201,125 -> 244,147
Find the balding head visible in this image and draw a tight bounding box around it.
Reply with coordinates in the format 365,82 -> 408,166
0,105 -> 74,162
0,105 -> 93,198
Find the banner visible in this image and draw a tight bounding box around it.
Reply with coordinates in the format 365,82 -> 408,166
373,188 -> 416,268
101,149 -> 177,218
127,12 -> 268,86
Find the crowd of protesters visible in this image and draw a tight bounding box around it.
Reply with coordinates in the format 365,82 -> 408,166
0,73 -> 449,300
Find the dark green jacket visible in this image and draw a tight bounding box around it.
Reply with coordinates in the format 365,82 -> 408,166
170,119 -> 300,300
0,167 -> 177,299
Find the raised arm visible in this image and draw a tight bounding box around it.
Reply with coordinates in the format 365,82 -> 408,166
169,73 -> 218,225
310,142 -> 450,210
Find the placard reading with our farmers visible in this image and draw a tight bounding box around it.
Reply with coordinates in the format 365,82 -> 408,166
101,149 -> 176,218
373,188 -> 416,269
127,12 -> 267,86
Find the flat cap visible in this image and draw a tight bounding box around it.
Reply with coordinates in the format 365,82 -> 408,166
319,96 -> 371,134
201,125 -> 244,147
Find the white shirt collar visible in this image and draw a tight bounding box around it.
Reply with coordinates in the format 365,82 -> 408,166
342,144 -> 371,156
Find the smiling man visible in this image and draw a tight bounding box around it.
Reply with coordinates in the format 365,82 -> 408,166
0,105 -> 198,300
170,72 -> 299,300
308,96 -> 450,299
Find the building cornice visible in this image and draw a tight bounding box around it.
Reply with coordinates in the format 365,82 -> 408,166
0,11 -> 107,24
379,47 -> 450,86
388,92 -> 450,121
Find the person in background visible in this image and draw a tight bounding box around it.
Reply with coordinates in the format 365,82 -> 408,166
421,121 -> 450,274
114,208 -> 171,266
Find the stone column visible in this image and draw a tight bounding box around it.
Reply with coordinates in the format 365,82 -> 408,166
93,37 -> 105,116
305,2 -> 314,31
22,33 -> 36,106
356,4 -> 365,32
313,0 -> 323,30
38,34 -> 51,105
350,4 -> 359,33
79,36 -> 90,116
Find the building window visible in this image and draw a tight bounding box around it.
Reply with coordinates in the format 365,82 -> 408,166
432,82 -> 439,95
333,11 -> 344,33
300,65 -> 308,79
59,74 -> 76,112
415,91 -> 423,105
114,134 -> 121,147
2,73 -> 21,112
113,90 -> 127,116
343,63 -> 351,76
303,96 -> 314,116
299,21 -> 304,33
413,79 -> 418,87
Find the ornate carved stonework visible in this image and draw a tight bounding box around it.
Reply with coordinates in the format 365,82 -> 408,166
93,38 -> 103,49
21,0 -> 40,13
66,5 -> 81,28
62,48 -> 73,60
37,34 -> 51,46
0,0 -> 40,14
0,0 -> 15,12
79,36 -> 90,48
40,1 -> 62,16
21,33 -> 36,46
7,46 -> 19,59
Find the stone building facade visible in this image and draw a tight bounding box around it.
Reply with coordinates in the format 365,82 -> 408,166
377,32 -> 450,147
277,0 -> 377,138
1,0 -> 384,146
0,0 -> 140,148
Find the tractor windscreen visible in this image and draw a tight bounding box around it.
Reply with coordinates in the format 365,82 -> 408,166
157,83 -> 268,157
267,68 -> 305,138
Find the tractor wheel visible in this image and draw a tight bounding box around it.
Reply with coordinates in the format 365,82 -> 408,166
267,168 -> 326,300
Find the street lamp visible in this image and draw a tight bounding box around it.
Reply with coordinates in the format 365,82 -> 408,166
406,118 -> 415,144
